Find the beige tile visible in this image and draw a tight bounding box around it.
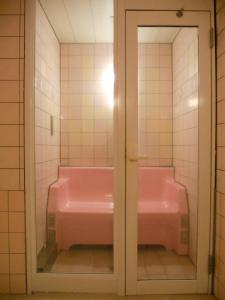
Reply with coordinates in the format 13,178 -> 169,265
164,264 -> 195,276
0,191 -> 8,211
20,0 -> 25,14
0,81 -> 20,102
0,125 -> 20,146
159,146 -> 172,159
144,250 -> 162,263
20,58 -> 24,80
0,274 -> 10,293
0,147 -> 19,168
0,103 -> 19,124
0,233 -> 9,253
217,170 -> 225,194
0,0 -> 21,14
159,120 -> 172,132
49,246 -> 114,275
9,191 -> 24,212
138,247 -> 196,280
10,274 -> 26,294
20,124 -> 24,146
19,168 -> 24,190
61,44 -> 69,56
20,36 -> 25,58
0,59 -> 19,80
160,56 -> 172,68
159,44 -> 172,56
138,265 -> 149,279
92,247 -> 113,273
20,15 -> 24,37
0,37 -> 19,58
20,146 -> 24,168
0,212 -> 8,232
0,169 -> 20,190
60,43 -> 114,166
9,212 -> 25,233
159,133 -> 172,145
9,233 -> 25,253
0,16 -> 20,36
10,253 -> 25,274
0,253 -> 9,274
146,264 -> 166,275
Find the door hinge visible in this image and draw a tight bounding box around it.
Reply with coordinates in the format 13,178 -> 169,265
210,27 -> 215,49
208,254 -> 215,275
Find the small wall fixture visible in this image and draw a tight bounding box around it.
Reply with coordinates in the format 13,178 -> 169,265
176,9 -> 184,18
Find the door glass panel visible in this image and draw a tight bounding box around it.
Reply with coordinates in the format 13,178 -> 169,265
137,27 -> 198,280
35,0 -> 114,274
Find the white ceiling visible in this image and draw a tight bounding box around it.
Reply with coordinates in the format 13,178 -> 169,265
138,27 -> 180,43
40,0 -> 180,44
40,0 -> 114,43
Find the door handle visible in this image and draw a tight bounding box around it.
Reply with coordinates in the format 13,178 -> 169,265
128,156 -> 148,162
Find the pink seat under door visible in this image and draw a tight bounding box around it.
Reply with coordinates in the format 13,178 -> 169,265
138,167 -> 189,255
47,167 -> 189,255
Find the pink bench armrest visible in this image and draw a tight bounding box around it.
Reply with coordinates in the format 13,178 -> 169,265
165,179 -> 188,214
48,178 -> 69,214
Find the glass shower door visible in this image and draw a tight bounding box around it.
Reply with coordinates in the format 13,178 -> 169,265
137,27 -> 197,282
126,10 -> 212,294
29,0 -> 123,293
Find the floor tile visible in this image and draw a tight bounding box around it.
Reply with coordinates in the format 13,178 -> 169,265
138,246 -> 196,280
0,293 -> 216,300
41,245 -> 196,281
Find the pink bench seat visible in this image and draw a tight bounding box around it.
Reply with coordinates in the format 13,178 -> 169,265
47,167 -> 189,255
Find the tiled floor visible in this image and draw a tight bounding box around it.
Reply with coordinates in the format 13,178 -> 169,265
47,245 -> 195,280
138,245 -> 196,280
0,293 -> 216,300
11,246 -> 211,300
49,246 -> 113,273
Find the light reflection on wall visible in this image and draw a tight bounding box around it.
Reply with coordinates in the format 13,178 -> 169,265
188,97 -> 198,108
101,63 -> 114,108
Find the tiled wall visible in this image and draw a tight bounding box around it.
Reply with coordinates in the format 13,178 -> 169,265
215,0 -> 225,299
172,28 -> 198,265
138,44 -> 173,166
0,1 -> 221,296
60,43 -> 172,167
0,0 -> 26,294
35,2 -> 60,254
60,43 -> 113,166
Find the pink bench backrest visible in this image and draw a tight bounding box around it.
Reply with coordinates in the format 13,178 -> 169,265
58,167 -> 174,200
59,167 -> 113,200
138,167 -> 174,200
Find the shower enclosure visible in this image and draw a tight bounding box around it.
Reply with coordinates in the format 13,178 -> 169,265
125,9 -> 212,294
25,0 -> 215,295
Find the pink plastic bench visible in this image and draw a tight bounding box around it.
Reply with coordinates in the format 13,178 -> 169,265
47,167 -> 188,255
